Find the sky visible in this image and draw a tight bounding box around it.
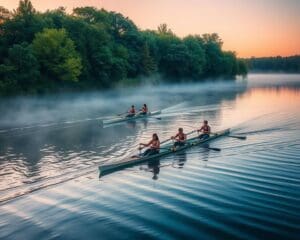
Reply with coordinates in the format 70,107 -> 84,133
1,0 -> 300,57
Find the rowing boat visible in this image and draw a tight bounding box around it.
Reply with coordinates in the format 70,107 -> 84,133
99,128 -> 230,177
102,110 -> 161,125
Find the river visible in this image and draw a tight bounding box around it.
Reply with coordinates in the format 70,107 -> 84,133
0,74 -> 299,239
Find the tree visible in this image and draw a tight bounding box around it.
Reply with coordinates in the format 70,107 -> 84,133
160,43 -> 190,78
0,0 -> 247,95
222,51 -> 238,76
183,35 -> 206,79
157,23 -> 173,35
237,60 -> 248,76
13,0 -> 36,18
0,0 -> 46,49
141,42 -> 156,75
0,43 -> 40,94
111,44 -> 129,81
0,6 -> 11,24
32,28 -> 82,82
202,33 -> 224,76
245,56 -> 299,73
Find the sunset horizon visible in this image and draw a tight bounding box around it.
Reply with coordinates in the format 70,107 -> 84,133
1,0 -> 300,58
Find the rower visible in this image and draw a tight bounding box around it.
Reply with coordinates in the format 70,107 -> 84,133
197,120 -> 211,139
139,104 -> 148,115
139,133 -> 160,156
126,105 -> 136,117
171,128 -> 187,148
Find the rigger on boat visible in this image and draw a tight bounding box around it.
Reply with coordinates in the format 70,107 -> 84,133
102,105 -> 161,125
99,128 -> 230,177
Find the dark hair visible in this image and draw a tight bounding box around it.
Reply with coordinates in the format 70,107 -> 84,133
144,104 -> 147,107
178,127 -> 183,132
131,105 -> 135,108
153,133 -> 159,141
204,120 -> 208,124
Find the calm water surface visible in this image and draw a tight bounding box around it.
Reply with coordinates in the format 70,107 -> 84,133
0,74 -> 299,239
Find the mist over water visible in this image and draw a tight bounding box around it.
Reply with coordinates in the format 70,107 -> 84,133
0,74 -> 300,239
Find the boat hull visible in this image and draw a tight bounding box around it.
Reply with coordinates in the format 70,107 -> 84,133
99,128 -> 230,177
103,110 -> 161,125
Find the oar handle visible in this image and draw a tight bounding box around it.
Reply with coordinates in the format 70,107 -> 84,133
160,138 -> 172,145
117,111 -> 128,116
185,130 -> 197,137
160,130 -> 197,145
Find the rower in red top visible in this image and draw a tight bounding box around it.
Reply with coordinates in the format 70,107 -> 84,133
126,105 -> 136,117
139,104 -> 148,115
171,128 -> 187,148
139,133 -> 160,156
197,120 -> 211,139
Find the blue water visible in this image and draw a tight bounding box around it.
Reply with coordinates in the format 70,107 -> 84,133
0,74 -> 299,239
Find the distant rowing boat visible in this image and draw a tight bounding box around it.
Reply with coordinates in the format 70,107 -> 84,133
99,128 -> 230,177
102,110 -> 161,125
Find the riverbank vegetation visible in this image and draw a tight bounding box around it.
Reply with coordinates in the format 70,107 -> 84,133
0,0 -> 247,95
245,56 -> 300,73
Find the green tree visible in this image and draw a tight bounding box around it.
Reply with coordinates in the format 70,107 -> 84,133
0,1 -> 46,54
222,51 -> 238,76
141,42 -> 156,75
183,35 -> 206,79
160,43 -> 190,78
111,44 -> 129,81
0,43 -> 40,94
202,33 -> 224,76
32,28 -> 82,82
0,0 -> 248,95
14,0 -> 35,18
0,6 -> 11,23
237,59 -> 248,75
157,23 -> 173,35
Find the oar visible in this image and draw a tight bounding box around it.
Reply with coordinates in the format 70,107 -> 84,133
138,146 -> 170,151
185,146 -> 221,154
133,146 -> 171,158
227,135 -> 247,140
138,112 -> 162,120
160,130 -> 196,145
204,146 -> 221,151
146,116 -> 162,120
117,111 -> 128,116
195,131 -> 221,151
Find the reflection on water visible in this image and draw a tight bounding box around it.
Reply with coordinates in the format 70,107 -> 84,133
172,152 -> 187,168
147,159 -> 160,180
0,74 -> 300,239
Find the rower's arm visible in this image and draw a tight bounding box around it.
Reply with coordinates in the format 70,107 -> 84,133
140,140 -> 151,147
171,133 -> 178,139
145,139 -> 154,147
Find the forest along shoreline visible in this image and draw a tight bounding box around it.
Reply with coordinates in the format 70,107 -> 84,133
0,0 -> 247,96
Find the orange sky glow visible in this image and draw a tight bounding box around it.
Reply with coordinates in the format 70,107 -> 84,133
1,0 -> 300,58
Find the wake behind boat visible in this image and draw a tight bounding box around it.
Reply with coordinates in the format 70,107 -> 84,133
99,128 -> 230,177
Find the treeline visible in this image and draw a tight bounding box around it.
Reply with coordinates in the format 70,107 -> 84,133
0,0 -> 247,95
246,56 -> 300,72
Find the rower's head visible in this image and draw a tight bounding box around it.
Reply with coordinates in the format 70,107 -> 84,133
131,105 -> 135,109
203,120 -> 208,125
178,127 -> 183,133
152,133 -> 159,141
143,104 -> 147,107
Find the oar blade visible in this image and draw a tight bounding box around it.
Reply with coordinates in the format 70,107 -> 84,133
208,147 -> 221,151
228,135 -> 247,140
